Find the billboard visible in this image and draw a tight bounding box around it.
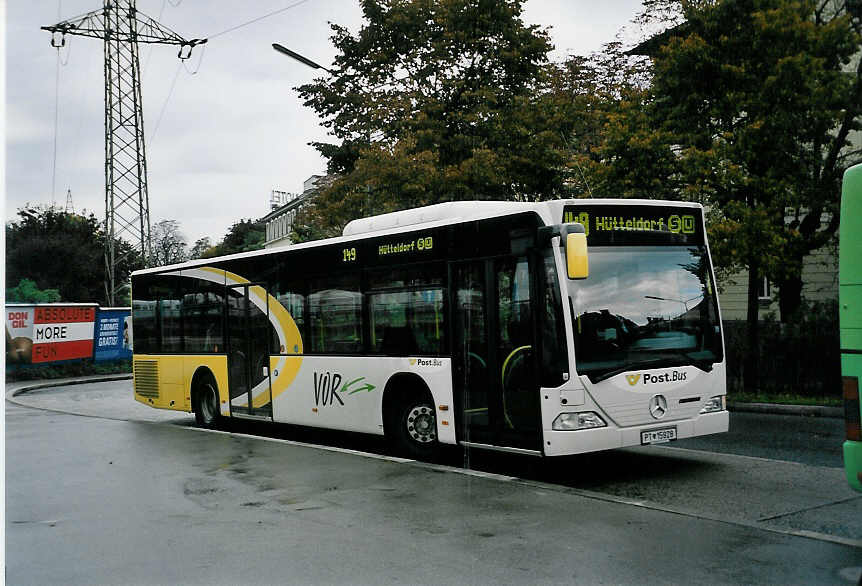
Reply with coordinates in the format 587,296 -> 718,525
32,305 -> 97,363
6,304 -> 34,364
93,308 -> 133,362
6,304 -> 98,364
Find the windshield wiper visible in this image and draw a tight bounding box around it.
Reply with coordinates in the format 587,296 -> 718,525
677,351 -> 715,373
585,352 -> 714,384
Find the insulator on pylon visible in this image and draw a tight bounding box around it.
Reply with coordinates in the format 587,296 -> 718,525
51,32 -> 66,48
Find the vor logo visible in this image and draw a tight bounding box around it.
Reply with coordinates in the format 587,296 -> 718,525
626,374 -> 642,386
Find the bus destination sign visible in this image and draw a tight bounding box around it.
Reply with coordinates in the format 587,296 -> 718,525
562,204 -> 704,245
341,233 -> 438,267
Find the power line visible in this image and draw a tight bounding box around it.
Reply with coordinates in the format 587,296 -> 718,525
182,41 -> 206,74
51,46 -> 60,206
42,0 -> 202,305
149,61 -> 183,145
208,0 -> 313,40
141,0 -> 168,77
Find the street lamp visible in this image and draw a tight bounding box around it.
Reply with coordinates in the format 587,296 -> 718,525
645,294 -> 702,312
272,43 -> 333,74
272,41 -> 377,216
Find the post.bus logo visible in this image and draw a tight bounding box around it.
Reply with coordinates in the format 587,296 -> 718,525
627,371 -> 688,386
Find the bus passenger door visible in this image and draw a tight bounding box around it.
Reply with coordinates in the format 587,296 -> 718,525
226,283 -> 273,419
453,257 -> 541,451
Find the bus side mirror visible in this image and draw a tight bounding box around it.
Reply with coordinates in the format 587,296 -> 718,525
566,229 -> 589,279
537,223 -> 589,279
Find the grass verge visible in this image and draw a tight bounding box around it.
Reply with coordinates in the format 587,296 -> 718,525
728,391 -> 842,407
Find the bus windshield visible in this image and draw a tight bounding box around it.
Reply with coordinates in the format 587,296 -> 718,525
569,245 -> 722,383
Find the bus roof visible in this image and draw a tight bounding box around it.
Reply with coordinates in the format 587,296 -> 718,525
132,198 -> 702,277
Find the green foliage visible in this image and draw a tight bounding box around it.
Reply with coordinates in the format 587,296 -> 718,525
5,205 -> 143,305
6,279 -> 61,303
203,219 -> 265,257
5,359 -> 131,382
294,0 -> 569,238
188,237 -> 213,260
643,0 -> 861,320
546,43 -> 680,199
727,392 -> 841,407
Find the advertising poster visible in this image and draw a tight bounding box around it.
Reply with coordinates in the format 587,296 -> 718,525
93,308 -> 132,362
6,304 -> 35,364
30,304 -> 97,363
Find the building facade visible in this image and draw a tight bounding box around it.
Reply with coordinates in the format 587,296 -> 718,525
263,175 -> 325,249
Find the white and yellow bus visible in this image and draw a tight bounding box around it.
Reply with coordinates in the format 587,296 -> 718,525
132,199 -> 728,458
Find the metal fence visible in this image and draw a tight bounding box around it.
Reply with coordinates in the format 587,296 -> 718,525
722,307 -> 840,396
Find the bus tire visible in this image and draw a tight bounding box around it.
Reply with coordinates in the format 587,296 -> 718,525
386,391 -> 438,460
193,375 -> 221,429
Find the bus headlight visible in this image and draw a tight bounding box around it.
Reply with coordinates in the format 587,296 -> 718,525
700,396 -> 726,414
553,412 -> 607,431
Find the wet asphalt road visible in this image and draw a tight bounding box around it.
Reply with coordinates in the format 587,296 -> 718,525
674,410 -> 847,468
6,380 -> 862,584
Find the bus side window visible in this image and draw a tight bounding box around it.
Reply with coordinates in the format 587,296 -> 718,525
131,274 -> 160,354
368,289 -> 445,356
367,264 -> 446,356
308,273 -> 364,354
156,278 -> 183,353
275,281 -> 306,354
182,277 -> 224,354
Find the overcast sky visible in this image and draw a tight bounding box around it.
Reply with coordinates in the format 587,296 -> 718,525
6,0 -> 646,247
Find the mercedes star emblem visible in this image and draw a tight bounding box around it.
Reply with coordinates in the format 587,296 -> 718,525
649,394 -> 668,419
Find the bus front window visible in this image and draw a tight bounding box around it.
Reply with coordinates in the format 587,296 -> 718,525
569,246 -> 722,383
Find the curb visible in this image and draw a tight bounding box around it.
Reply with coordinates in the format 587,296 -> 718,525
7,374 -> 132,398
729,402 -> 843,418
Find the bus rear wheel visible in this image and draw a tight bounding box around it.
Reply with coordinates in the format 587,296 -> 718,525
194,377 -> 221,429
388,394 -> 438,460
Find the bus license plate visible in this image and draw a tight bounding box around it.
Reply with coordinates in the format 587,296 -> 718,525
641,427 -> 677,445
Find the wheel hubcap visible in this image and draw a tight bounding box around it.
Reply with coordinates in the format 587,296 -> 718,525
201,384 -> 217,421
406,405 -> 436,444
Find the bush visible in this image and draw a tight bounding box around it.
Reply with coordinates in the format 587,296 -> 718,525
5,359 -> 131,382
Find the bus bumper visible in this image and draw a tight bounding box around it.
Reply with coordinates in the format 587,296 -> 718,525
844,440 -> 862,492
543,411 -> 729,457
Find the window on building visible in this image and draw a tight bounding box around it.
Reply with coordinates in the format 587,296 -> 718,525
758,276 -> 771,301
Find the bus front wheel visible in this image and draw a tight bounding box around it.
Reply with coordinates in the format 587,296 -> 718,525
388,393 -> 438,460
194,376 -> 221,429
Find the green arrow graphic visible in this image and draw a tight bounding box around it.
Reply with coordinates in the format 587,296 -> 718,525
342,376 -> 376,395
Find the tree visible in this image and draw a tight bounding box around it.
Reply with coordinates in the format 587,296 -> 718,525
642,0 -> 860,317
544,43 -> 680,200
5,205 -> 143,305
150,219 -> 188,266
294,0 -> 568,238
6,279 -> 61,303
188,237 -> 213,260
203,219 -> 265,257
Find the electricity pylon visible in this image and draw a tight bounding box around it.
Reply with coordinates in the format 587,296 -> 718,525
42,1 -> 205,304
